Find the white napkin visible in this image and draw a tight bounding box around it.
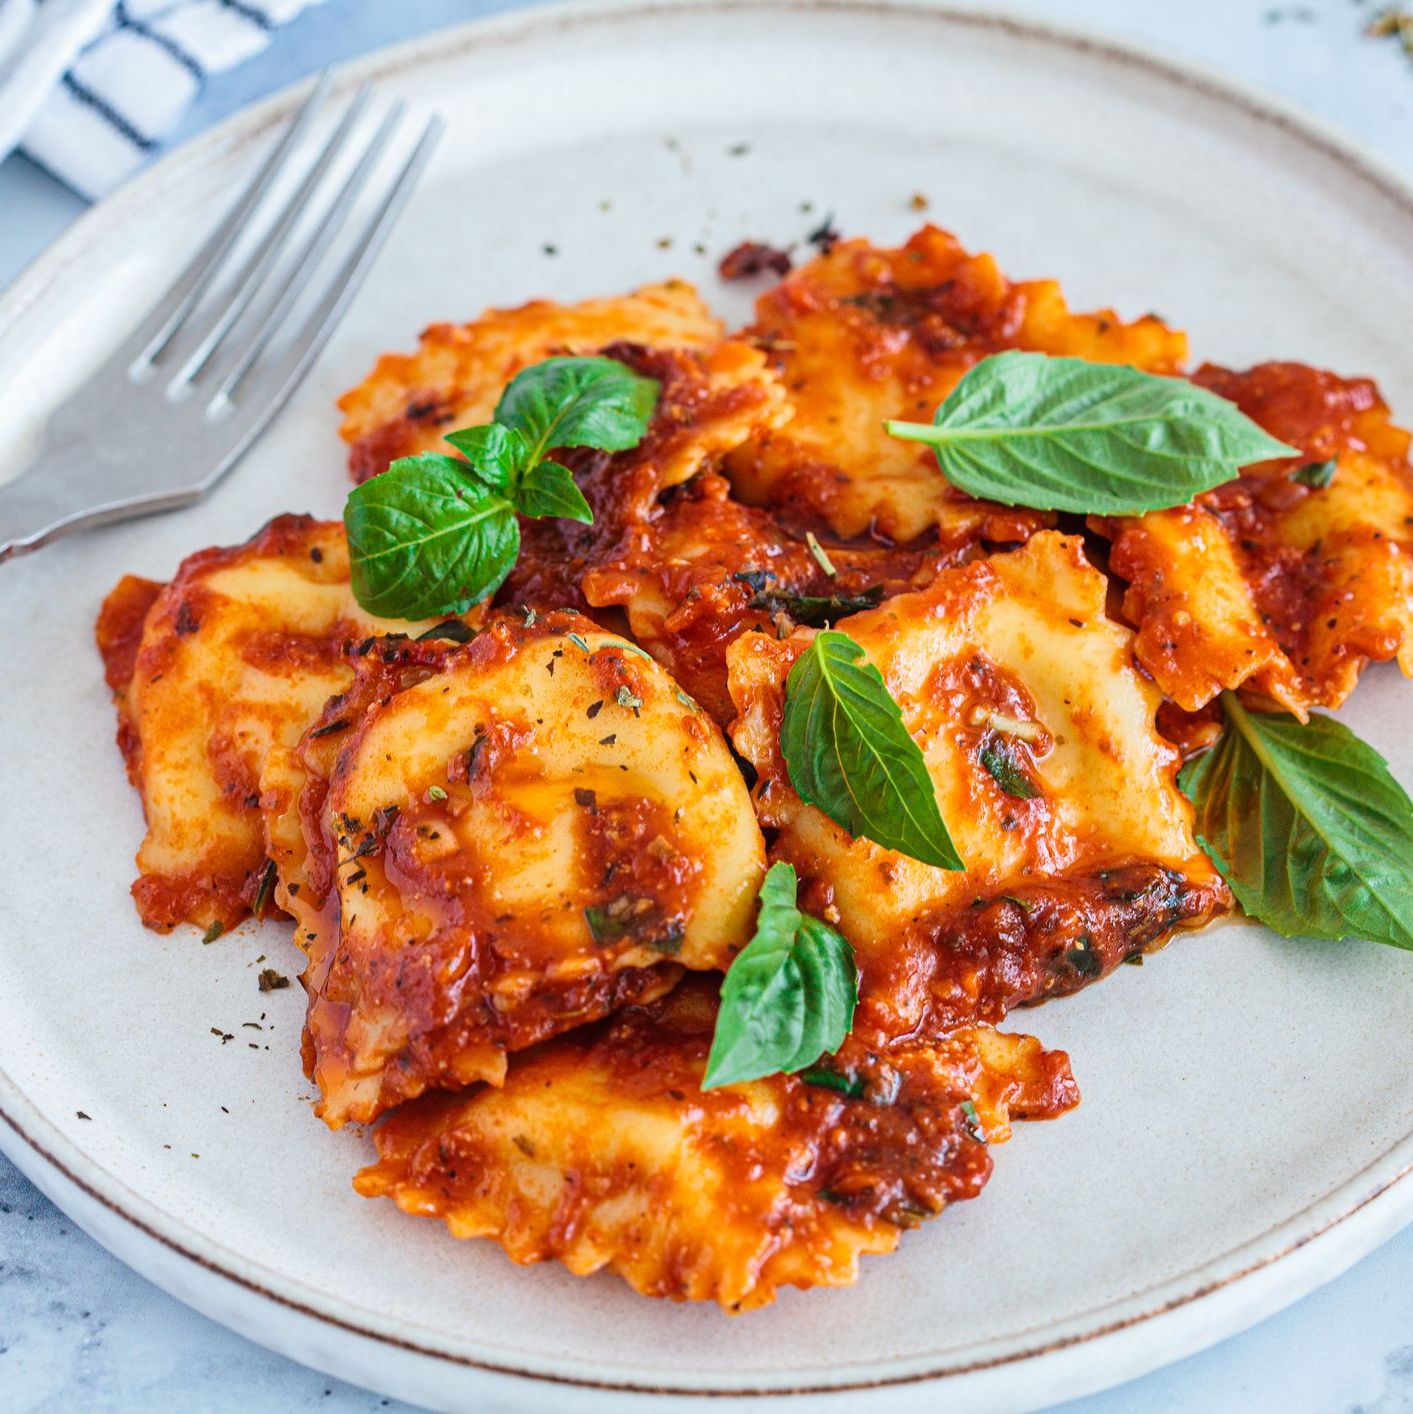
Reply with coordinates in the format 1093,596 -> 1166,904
0,0 -> 326,200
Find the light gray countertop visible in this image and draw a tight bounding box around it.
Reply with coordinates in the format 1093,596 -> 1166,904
2,1 -> 1411,1409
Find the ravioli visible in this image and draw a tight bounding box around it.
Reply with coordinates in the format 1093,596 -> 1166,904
94,516 -> 465,933
1097,362 -> 1413,716
501,339 -> 791,616
725,224 -> 1187,544
354,977 -> 1078,1311
727,531 -> 1229,1047
337,281 -> 726,480
581,470 -> 962,723
95,223 -> 1413,1313
265,611 -> 766,1127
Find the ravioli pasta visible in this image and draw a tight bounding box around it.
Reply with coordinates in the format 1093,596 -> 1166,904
726,532 -> 1229,1046
725,224 -> 1185,544
95,515 -> 472,932
338,280 -> 727,481
96,222 -> 1412,1308
355,977 -> 1077,1311
1097,362 -> 1413,716
266,611 -> 765,1127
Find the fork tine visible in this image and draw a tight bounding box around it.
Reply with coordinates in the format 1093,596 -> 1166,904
210,100 -> 406,396
130,70 -> 334,372
172,84 -> 376,388
214,113 -> 445,412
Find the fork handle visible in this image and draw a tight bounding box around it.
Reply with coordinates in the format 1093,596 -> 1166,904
0,441 -> 194,563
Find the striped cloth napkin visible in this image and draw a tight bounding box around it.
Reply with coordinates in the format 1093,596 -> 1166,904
0,0 -> 326,200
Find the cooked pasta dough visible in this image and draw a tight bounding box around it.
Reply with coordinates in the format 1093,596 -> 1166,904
355,977 -> 1078,1311
338,281 -> 727,480
94,515 -> 466,932
725,225 -> 1187,544
267,611 -> 765,1127
1097,362 -> 1413,716
727,531 -> 1229,1046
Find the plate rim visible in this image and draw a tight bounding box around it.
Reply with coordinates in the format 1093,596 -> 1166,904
3,0 -> 1413,1401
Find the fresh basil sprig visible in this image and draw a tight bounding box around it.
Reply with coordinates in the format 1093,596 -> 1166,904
781,630 -> 963,870
345,356 -> 659,618
702,862 -> 857,1090
1180,694 -> 1413,949
885,351 -> 1297,515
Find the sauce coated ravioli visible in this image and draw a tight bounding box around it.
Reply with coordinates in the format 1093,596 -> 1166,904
355,977 -> 1077,1311
95,515 -> 470,933
726,224 -> 1185,545
1099,362 -> 1413,716
95,220 -> 1412,1308
338,280 -> 726,481
265,611 -> 765,1126
727,532 -> 1229,1045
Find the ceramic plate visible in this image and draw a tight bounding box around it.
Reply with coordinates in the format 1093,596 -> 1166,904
2,3 -> 1412,1409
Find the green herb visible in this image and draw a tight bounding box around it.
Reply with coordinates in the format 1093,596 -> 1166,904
345,356 -> 659,618
884,351 -> 1297,515
201,921 -> 224,945
426,785 -> 448,801
675,689 -> 699,711
978,736 -> 1041,800
252,860 -> 277,919
615,685 -> 643,710
959,1099 -> 985,1142
584,902 -> 631,943
515,461 -> 593,523
442,423 -> 522,493
603,638 -> 654,661
703,862 -> 857,1089
345,456 -> 521,618
584,896 -> 684,954
492,354 -> 660,465
415,619 -> 476,643
1179,694 -> 1413,949
649,924 -> 685,956
1066,936 -> 1102,976
799,1066 -> 866,1099
1292,458 -> 1337,489
566,632 -> 590,653
781,630 -> 963,870
738,577 -> 886,626
805,531 -> 837,576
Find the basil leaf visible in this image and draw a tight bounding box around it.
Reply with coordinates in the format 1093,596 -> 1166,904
344,456 -> 519,619
1292,458 -> 1337,489
736,577 -> 886,626
1179,694 -> 1413,949
414,619 -> 476,643
978,735 -> 1041,800
798,1066 -> 866,1099
442,424 -> 528,494
515,460 -> 593,524
781,630 -> 963,870
885,351 -> 1298,514
702,862 -> 857,1089
494,355 -> 660,465
584,897 -> 684,954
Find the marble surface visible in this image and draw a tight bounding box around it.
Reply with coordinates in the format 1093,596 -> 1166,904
2,0 -> 1412,1409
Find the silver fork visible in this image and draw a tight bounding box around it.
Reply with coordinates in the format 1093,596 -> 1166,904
0,73 -> 444,562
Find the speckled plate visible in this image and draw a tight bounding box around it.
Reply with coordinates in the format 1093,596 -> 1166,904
2,3 -> 1412,1409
